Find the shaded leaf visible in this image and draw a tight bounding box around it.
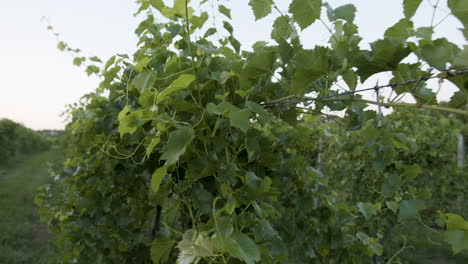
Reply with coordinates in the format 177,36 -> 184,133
229,108 -> 251,133
357,202 -> 380,219
357,38 -> 411,82
398,199 -> 426,222
151,237 -> 174,264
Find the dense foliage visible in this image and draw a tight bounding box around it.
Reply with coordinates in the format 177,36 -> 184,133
0,119 -> 51,166
37,0 -> 468,263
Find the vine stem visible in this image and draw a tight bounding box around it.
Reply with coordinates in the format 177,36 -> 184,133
184,0 -> 202,106
386,237 -> 408,264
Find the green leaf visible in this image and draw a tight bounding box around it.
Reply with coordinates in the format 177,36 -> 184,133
342,70 -> 357,90
391,63 -> 429,95
151,166 -> 168,193
136,57 -> 150,72
357,38 -> 411,82
418,38 -> 459,70
190,184 -> 213,214
89,56 -> 102,63
177,230 -> 214,264
444,213 -> 468,231
240,50 -> 276,84
448,0 -> 468,39
73,57 -> 86,66
248,0 -> 273,20
403,0 -> 423,18
217,216 -> 234,237
161,126 -> 194,165
223,21 -> 234,35
306,166 -> 328,186
146,135 -> 161,157
449,91 -> 467,108
118,110 -> 145,136
157,74 -> 195,104
445,230 -> 468,254
246,101 -> 272,123
229,36 -> 241,53
289,0 -> 322,30
357,202 -> 380,219
291,47 -> 331,93
229,108 -> 251,133
151,237 -> 174,264
118,105 -> 130,121
327,4 -> 357,22
386,201 -> 399,213
191,12 -> 209,31
398,199 -> 426,222
133,72 -> 154,92
223,233 -> 261,264
381,174 -> 401,196
246,131 -> 260,162
159,0 -> 194,19
397,164 -> 422,181
271,16 -> 293,42
204,28 -> 217,38
85,65 -> 100,75
151,0 -> 166,11
454,45 -> 468,68
415,27 -> 433,40
206,102 -> 232,115
57,41 -> 67,51
384,18 -> 414,42
218,5 -> 231,19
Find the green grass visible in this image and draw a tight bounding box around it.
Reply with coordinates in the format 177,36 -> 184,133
0,148 -> 62,264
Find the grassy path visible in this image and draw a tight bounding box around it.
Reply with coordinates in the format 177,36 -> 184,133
0,149 -> 62,264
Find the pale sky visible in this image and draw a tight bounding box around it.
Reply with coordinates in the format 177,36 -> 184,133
0,0 -> 465,130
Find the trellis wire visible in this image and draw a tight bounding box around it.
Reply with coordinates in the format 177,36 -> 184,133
265,69 -> 468,107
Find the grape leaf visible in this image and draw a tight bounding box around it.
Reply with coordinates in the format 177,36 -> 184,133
161,126 -> 194,165
248,0 -> 273,20
418,38 -> 459,71
357,38 -> 411,82
151,166 -> 168,193
448,0 -> 468,39
403,0 -> 423,18
384,18 -> 414,42
289,0 -> 322,30
398,199 -> 426,222
151,237 -> 175,264
271,16 -> 293,42
157,74 -> 195,104
222,233 -> 261,264
445,230 -> 468,254
229,108 -> 251,133
449,91 -> 467,108
357,202 -> 380,219
326,4 -> 357,22
133,72 -> 154,92
218,5 -> 231,19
